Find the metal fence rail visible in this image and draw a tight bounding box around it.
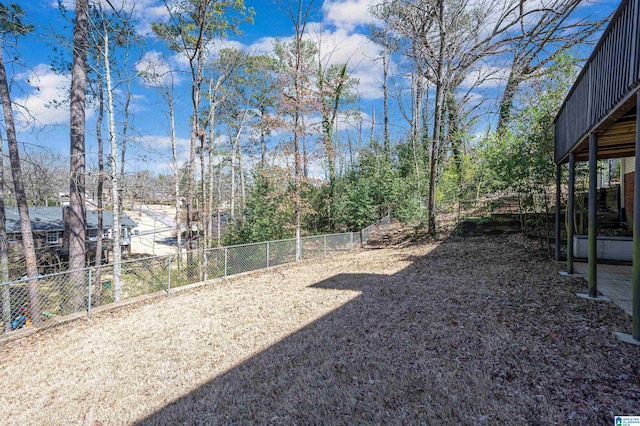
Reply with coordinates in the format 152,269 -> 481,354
1,221 -> 390,336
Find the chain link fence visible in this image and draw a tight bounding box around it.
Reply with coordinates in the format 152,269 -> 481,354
1,220 -> 391,336
360,215 -> 391,247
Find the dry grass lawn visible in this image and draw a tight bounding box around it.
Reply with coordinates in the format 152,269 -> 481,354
1,232 -> 639,425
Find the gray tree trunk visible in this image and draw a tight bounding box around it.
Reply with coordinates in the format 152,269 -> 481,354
0,129 -> 11,332
427,0 -> 447,236
103,26 -> 122,302
68,0 -> 89,311
94,78 -> 105,307
0,49 -> 41,323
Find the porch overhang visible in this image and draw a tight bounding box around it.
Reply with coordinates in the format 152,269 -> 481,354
553,0 -> 640,344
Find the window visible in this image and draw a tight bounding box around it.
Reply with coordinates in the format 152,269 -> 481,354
46,232 -> 60,244
7,233 -> 17,243
88,229 -> 98,239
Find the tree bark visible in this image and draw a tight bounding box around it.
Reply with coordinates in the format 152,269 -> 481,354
496,65 -> 523,135
0,49 -> 41,323
0,128 -> 11,332
427,0 -> 447,236
68,0 -> 89,311
94,78 -> 105,307
103,24 -> 122,302
382,47 -> 390,158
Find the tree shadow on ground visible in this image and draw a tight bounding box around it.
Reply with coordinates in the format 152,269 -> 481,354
136,235 -> 637,425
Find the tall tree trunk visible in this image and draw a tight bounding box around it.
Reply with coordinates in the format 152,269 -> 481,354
0,129 -> 11,332
217,163 -> 223,247
94,78 -> 105,307
238,144 -> 246,218
370,105 -> 376,148
301,114 -> 308,180
427,0 -> 447,236
187,49 -> 205,257
206,106 -> 216,250
119,83 -> 132,211
496,65 -> 523,135
103,26 -> 122,302
446,91 -> 463,194
68,0 -> 89,310
0,50 -> 41,323
260,107 -> 267,167
169,100 -> 182,262
199,131 -> 206,250
411,70 -> 423,198
230,128 -> 236,221
382,48 -> 390,158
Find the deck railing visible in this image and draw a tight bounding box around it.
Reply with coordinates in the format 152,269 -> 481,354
554,0 -> 640,163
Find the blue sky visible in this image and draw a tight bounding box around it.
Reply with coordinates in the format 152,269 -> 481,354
6,0 -> 619,177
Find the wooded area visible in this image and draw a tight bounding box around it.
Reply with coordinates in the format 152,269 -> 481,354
0,0 -> 608,297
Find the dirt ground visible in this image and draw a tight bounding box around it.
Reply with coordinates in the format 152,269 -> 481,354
0,230 -> 639,425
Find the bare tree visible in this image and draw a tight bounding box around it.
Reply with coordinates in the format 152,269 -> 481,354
138,54 -> 184,259
373,0 -> 542,233
0,3 -> 41,323
496,0 -> 607,133
203,48 -> 246,247
276,0 -> 318,259
21,150 -> 67,206
97,5 -> 123,301
153,0 -> 253,260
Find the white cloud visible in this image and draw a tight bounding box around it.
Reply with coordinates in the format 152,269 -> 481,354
13,65 -> 72,129
322,0 -> 378,31
248,36 -> 278,55
309,28 -> 383,100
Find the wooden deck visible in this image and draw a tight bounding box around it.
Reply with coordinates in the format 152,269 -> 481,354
554,0 -> 640,163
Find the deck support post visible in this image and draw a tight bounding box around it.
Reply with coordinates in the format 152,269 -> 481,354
567,153 -> 575,274
588,133 -> 598,298
555,163 -> 562,261
633,91 -> 640,340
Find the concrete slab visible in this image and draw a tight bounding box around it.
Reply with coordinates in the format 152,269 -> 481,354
575,292 -> 612,302
127,205 -> 180,256
613,332 -> 640,346
573,263 -> 633,315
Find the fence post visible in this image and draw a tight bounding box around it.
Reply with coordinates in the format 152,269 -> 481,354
350,232 -> 354,251
203,250 -> 208,282
2,283 -> 10,333
266,241 -> 270,268
224,247 -> 228,277
167,256 -> 171,295
87,268 -> 92,318
324,235 -> 327,257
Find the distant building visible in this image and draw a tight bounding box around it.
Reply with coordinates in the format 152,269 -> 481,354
4,207 -> 137,263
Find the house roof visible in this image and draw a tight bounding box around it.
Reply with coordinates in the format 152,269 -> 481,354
87,210 -> 137,229
3,207 -> 137,233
